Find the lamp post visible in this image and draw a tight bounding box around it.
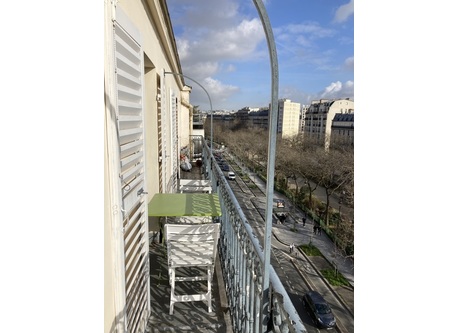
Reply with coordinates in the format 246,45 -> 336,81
252,0 -> 279,331
164,71 -> 214,183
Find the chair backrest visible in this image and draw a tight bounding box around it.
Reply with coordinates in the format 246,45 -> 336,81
164,223 -> 220,267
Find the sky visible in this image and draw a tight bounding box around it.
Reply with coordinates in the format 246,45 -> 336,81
166,0 -> 354,111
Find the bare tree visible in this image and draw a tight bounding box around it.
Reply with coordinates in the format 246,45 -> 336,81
331,216 -> 354,275
315,148 -> 353,226
283,135 -> 323,212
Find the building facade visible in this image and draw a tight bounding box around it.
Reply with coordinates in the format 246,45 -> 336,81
277,98 -> 301,138
303,98 -> 354,150
299,104 -> 308,133
249,108 -> 270,129
104,1 -> 192,332
331,113 -> 354,147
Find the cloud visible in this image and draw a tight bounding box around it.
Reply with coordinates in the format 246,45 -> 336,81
169,1 -> 267,109
225,64 -> 236,72
280,81 -> 354,107
170,0 -> 240,29
344,56 -> 354,70
289,22 -> 335,39
178,18 -> 265,66
333,0 -> 354,23
180,60 -> 219,79
320,80 -> 354,99
189,77 -> 240,110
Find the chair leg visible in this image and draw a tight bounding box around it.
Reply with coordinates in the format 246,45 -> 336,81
207,266 -> 212,313
169,267 -> 175,315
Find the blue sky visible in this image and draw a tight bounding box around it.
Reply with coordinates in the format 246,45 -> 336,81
166,0 -> 354,111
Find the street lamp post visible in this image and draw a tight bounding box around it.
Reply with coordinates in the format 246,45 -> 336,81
252,0 -> 279,331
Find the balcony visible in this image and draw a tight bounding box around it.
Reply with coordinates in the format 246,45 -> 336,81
146,136 -> 306,333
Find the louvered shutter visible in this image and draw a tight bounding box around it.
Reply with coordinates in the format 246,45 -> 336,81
114,16 -> 149,333
160,71 -> 167,192
170,90 -> 178,192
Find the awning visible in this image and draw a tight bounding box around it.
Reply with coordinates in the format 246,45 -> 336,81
148,193 -> 222,217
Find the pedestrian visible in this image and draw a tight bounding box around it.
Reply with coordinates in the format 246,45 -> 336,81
318,226 -> 322,235
289,243 -> 293,253
302,216 -> 306,227
313,225 -> 317,234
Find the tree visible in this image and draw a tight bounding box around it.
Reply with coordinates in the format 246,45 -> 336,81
278,135 -> 323,209
315,148 -> 353,226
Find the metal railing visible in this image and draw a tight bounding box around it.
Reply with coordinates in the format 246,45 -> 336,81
193,137 -> 307,333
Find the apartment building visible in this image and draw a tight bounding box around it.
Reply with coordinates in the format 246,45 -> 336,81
104,1 -> 192,332
299,104 -> 308,133
331,113 -> 354,147
277,98 -> 301,138
249,107 -> 270,129
303,98 -> 354,150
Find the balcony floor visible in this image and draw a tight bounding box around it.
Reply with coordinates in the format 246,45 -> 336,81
147,242 -> 230,333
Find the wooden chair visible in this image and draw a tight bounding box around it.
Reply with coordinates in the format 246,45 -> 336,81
164,223 -> 220,314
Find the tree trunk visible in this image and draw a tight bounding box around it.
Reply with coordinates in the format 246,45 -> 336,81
325,188 -> 331,226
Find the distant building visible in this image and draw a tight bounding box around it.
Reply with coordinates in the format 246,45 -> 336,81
331,113 -> 354,147
192,112 -> 205,138
304,98 -> 354,150
245,99 -> 301,137
299,104 -> 308,133
248,107 -> 269,129
277,99 -> 301,138
210,112 -> 236,129
235,107 -> 250,123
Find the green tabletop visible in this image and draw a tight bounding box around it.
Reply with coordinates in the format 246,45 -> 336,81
148,193 -> 222,217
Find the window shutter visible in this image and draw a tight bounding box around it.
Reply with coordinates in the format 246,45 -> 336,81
114,18 -> 149,333
170,90 -> 178,192
160,71 -> 167,192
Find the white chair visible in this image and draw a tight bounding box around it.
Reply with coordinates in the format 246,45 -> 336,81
164,223 -> 220,315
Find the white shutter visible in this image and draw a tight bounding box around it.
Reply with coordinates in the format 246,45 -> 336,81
170,90 -> 178,192
157,74 -> 163,193
160,71 -> 167,192
114,17 -> 149,333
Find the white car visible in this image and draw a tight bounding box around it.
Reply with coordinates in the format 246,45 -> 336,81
227,171 -> 236,180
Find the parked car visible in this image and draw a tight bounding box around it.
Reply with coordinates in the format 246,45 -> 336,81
274,199 -> 285,208
302,291 -> 336,329
227,171 -> 236,180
